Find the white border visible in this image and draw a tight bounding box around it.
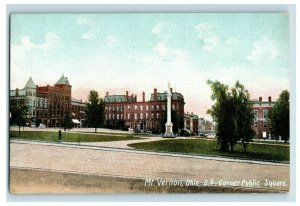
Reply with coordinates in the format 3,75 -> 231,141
1,1 -> 298,206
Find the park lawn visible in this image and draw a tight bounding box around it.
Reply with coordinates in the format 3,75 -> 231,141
128,139 -> 289,162
10,131 -> 141,142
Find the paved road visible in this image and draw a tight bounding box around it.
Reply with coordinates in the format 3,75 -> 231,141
10,141 -> 290,191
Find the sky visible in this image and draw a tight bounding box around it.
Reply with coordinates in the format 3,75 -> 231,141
10,13 -> 289,119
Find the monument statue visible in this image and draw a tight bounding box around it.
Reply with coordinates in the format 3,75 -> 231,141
163,82 -> 175,138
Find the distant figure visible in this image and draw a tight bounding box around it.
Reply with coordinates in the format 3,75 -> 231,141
58,130 -> 62,142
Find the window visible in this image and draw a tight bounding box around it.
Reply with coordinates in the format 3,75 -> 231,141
254,121 -> 258,127
109,107 -> 111,111
141,113 -> 143,119
134,105 -> 138,110
157,105 -> 160,110
109,114 -> 111,119
151,105 -> 154,110
117,106 -> 119,111
128,106 -> 131,112
158,96 -> 161,100
162,105 -> 165,110
157,113 -> 159,118
253,110 -> 258,120
263,121 -> 267,128
140,105 -> 143,111
113,98 -> 116,102
134,113 -> 137,120
119,98 -> 122,102
263,109 -> 268,120
172,105 -> 175,110
107,98 -> 110,102
146,113 -> 149,119
117,114 -> 119,120
146,105 -> 149,110
121,114 -> 123,119
128,114 -> 130,120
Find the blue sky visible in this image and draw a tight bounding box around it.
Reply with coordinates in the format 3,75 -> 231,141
10,13 -> 289,118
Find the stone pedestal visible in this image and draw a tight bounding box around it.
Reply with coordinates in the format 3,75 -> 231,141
163,123 -> 175,138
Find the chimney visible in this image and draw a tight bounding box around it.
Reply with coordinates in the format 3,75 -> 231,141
131,94 -> 134,102
268,96 -> 272,102
154,88 -> 157,101
259,97 -> 262,106
16,88 -> 19,96
142,91 -> 145,102
126,91 -> 128,101
135,95 -> 137,102
170,87 -> 173,93
106,92 -> 109,96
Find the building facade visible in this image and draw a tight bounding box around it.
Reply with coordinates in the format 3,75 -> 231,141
184,113 -> 199,136
104,88 -> 185,133
10,75 -> 87,128
71,98 -> 86,127
251,96 -> 275,139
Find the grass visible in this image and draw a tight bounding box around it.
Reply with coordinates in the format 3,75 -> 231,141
128,139 -> 290,162
10,131 -> 141,142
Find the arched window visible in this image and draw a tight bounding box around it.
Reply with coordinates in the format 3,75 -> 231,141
119,98 -> 122,102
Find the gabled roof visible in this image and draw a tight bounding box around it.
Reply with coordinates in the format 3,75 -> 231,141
24,77 -> 36,89
55,75 -> 71,86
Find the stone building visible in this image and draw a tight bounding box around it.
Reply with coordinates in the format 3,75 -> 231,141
10,77 -> 48,125
184,112 -> 199,136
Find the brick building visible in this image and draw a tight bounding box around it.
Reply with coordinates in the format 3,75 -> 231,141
184,113 -> 199,136
104,88 -> 185,133
10,75 -> 87,128
71,98 -> 86,127
35,75 -> 72,127
251,96 -> 275,139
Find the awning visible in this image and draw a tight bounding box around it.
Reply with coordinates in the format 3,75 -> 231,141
72,119 -> 80,124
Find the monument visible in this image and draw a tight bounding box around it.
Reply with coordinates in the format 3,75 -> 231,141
163,83 -> 175,138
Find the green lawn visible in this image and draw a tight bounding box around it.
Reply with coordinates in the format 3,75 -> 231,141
10,131 -> 141,142
128,139 -> 289,162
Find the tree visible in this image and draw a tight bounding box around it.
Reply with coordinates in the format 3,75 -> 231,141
10,101 -> 29,137
62,111 -> 73,131
269,90 -> 289,142
207,80 -> 255,152
85,90 -> 105,133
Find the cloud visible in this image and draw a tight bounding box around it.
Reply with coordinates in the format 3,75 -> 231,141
152,22 -> 167,34
195,23 -> 219,52
17,32 -> 59,50
105,35 -> 118,44
153,42 -> 168,57
82,32 -> 97,40
246,36 -> 280,63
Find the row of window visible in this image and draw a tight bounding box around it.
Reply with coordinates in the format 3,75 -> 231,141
253,109 -> 269,120
106,104 -> 178,112
106,112 -> 162,120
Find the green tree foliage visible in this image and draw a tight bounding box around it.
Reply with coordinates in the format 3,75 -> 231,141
160,109 -> 184,134
207,80 -> 255,152
85,90 -> 106,133
62,111 -> 73,131
269,90 -> 289,142
10,101 -> 29,137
